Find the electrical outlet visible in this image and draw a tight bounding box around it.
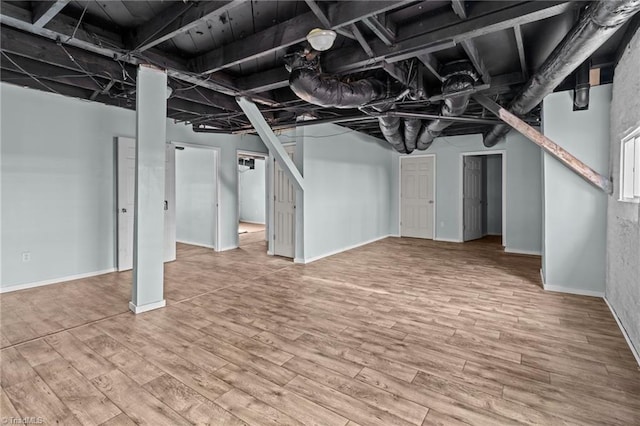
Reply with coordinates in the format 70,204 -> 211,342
22,252 -> 31,262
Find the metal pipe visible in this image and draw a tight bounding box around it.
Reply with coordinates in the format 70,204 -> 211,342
574,60 -> 591,109
484,0 -> 640,147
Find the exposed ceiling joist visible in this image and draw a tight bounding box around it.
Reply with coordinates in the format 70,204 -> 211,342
417,53 -> 444,81
460,39 -> 490,84
513,24 -> 528,79
351,24 -> 375,58
451,0 -> 468,20
191,0 -> 414,74
236,67 -> 290,94
322,2 -> 573,74
129,0 -> 244,53
362,15 -> 396,46
0,2 -> 277,108
303,0 -> 356,41
32,0 -> 70,27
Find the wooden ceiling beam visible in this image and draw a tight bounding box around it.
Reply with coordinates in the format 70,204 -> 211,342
128,0 -> 244,52
32,0 -> 70,27
191,0 -> 414,74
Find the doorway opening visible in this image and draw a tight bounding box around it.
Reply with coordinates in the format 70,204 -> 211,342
460,151 -> 505,244
174,144 -> 219,253
237,151 -> 268,250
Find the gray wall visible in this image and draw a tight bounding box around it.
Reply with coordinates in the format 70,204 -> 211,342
607,28 -> 640,356
239,158 -> 266,224
0,83 -> 266,290
175,147 -> 217,248
486,154 -> 503,235
541,84 -> 611,295
300,124 -> 393,261
390,132 -> 542,253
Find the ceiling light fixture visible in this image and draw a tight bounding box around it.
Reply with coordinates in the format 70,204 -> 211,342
306,28 -> 337,51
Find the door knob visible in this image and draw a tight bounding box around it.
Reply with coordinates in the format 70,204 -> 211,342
428,200 -> 434,204
121,208 -> 127,213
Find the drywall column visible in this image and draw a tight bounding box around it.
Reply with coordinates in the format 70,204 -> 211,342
130,64 -> 167,314
541,85 -> 611,296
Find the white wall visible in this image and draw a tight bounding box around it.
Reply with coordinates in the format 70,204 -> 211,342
0,83 -> 266,290
300,124 -> 394,262
541,85 -> 611,295
390,132 -> 542,253
239,158 -> 266,224
175,147 -> 217,248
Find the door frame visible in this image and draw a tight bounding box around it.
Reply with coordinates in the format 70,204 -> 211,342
174,142 -> 221,251
236,149 -> 269,248
458,150 -> 506,245
398,154 -> 437,239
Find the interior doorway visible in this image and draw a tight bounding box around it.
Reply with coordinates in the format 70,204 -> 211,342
400,155 -> 436,239
460,151 -> 505,243
174,144 -> 219,251
237,151 -> 268,249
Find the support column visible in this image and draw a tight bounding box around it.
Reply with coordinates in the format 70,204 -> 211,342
130,64 -> 167,314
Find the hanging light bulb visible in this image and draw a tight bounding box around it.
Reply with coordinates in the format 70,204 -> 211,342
306,28 -> 337,51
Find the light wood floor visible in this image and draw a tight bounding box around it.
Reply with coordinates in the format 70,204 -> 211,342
1,237 -> 638,425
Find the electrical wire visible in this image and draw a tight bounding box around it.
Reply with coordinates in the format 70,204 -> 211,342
67,2 -> 89,43
1,51 -> 61,94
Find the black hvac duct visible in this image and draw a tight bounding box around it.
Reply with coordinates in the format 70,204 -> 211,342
574,60 -> 591,109
483,0 -> 640,147
287,55 -> 388,109
286,52 -> 478,153
416,62 -> 476,150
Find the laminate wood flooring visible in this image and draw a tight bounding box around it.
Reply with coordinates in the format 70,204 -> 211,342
1,237 -> 638,425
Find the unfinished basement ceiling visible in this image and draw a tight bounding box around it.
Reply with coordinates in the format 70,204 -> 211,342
0,1 -> 636,139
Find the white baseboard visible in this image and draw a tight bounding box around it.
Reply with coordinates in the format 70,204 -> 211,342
129,299 -> 166,314
505,247 -> 542,256
542,283 -> 605,298
604,298 -> 640,367
217,245 -> 238,252
434,237 -> 463,243
389,234 -> 401,238
0,268 -> 116,294
239,220 -> 266,225
267,250 -> 274,256
176,239 -> 215,249
297,234 -> 390,264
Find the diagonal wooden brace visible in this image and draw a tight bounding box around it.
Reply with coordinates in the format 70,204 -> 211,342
473,94 -> 612,194
236,96 -> 305,192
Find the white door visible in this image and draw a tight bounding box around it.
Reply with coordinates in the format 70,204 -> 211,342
401,156 -> 435,239
117,137 -> 136,271
117,137 -> 176,271
463,156 -> 483,241
273,147 -> 295,258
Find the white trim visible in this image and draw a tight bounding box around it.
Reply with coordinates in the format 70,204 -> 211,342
217,244 -> 238,252
504,247 -> 542,256
239,220 -> 266,225
458,150 -> 507,245
542,284 -> 605,298
267,250 -> 274,256
296,235 -> 390,264
0,268 -> 116,293
129,299 -> 166,314
398,154 -> 437,239
604,298 -> 640,367
176,239 -> 216,249
434,237 -> 463,243
173,142 -> 221,251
